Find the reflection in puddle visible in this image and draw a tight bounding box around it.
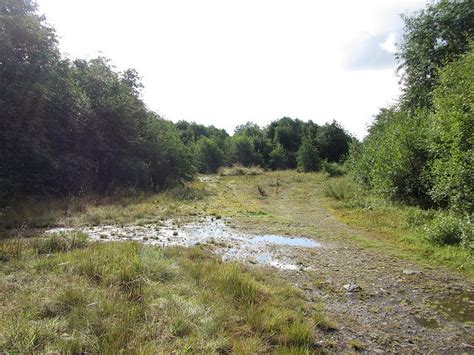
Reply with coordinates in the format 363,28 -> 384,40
251,235 -> 320,248
45,218 -> 321,271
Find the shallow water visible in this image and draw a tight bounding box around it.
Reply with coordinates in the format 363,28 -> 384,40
431,290 -> 474,323
251,235 -> 320,248
45,217 -> 321,271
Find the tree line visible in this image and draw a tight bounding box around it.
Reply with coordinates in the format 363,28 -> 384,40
178,119 -> 352,174
346,0 -> 473,214
0,0 -> 353,202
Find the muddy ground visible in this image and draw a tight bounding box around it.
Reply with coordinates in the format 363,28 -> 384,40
45,175 -> 474,353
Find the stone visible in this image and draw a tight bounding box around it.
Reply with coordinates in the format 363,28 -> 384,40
343,283 -> 361,292
403,269 -> 422,275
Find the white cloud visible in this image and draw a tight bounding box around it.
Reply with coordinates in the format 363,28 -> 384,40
380,32 -> 398,54
36,0 -> 424,138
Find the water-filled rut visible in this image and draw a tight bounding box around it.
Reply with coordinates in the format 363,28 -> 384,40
46,217 -> 321,271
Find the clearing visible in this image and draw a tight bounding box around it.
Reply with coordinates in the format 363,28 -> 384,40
1,171 -> 473,353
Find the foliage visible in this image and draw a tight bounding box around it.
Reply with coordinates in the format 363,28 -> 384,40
316,121 -> 353,163
321,161 -> 345,177
428,46 -> 474,212
0,0 -> 195,200
195,137 -> 224,173
424,213 -> 473,249
397,0 -> 474,108
296,138 -> 321,172
348,1 -> 473,218
269,144 -> 289,170
230,135 -> 258,167
348,108 -> 432,205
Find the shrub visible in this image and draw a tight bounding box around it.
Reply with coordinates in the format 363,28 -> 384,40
196,137 -> 225,173
296,138 -> 320,172
269,144 -> 289,170
321,160 -> 345,177
424,213 -> 473,249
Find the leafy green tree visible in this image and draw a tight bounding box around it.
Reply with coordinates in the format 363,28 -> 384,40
316,121 -> 352,162
428,46 -> 474,212
269,144 -> 289,170
397,0 -> 474,108
195,137 -> 224,173
234,122 -> 272,167
348,108 -> 432,205
231,135 -> 257,167
297,138 -> 321,172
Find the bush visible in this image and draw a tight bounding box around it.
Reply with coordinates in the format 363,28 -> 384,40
296,138 -> 320,172
269,144 -> 289,170
195,137 -> 225,173
424,213 -> 473,249
321,160 -> 345,177
347,108 -> 432,205
231,135 -> 258,167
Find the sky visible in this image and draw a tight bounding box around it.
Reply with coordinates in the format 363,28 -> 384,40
37,0 -> 426,138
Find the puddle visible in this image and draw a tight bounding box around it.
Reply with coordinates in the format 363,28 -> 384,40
45,217 -> 321,271
430,290 -> 474,324
251,235 -> 320,248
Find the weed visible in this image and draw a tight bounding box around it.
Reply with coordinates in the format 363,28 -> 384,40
348,339 -> 366,350
257,185 -> 268,197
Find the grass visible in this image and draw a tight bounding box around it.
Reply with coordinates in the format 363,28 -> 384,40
0,181 -> 211,234
218,164 -> 265,176
322,176 -> 473,279
0,233 -> 323,353
2,171 -> 472,279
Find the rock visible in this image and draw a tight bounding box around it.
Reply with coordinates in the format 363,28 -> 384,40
403,269 -> 422,275
343,283 -> 361,292
173,231 -> 178,236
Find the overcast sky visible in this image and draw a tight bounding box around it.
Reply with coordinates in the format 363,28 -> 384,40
37,0 -> 425,138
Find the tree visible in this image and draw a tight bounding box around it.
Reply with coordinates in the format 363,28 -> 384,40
231,135 -> 257,167
347,108 -> 432,205
316,121 -> 352,162
269,144 -> 289,170
397,0 -> 474,108
297,138 -> 321,172
196,137 -> 224,173
428,46 -> 474,212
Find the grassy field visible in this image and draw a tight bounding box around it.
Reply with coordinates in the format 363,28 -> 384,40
1,170 -> 472,352
2,170 -> 472,277
0,233 -> 325,353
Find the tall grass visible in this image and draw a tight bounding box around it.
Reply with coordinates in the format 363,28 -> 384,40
218,164 -> 264,176
0,236 -> 324,353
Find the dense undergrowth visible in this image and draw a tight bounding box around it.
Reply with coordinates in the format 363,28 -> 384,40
0,233 -> 324,353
